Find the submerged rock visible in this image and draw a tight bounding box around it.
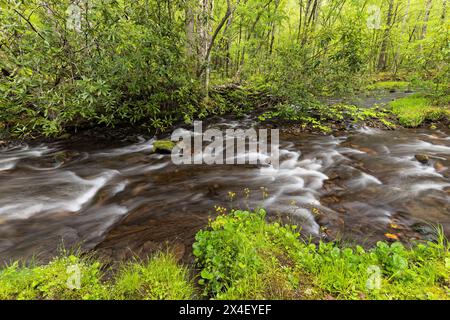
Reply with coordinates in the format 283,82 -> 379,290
414,154 -> 429,164
53,150 -> 80,163
58,133 -> 72,140
434,161 -> 446,172
153,140 -> 175,154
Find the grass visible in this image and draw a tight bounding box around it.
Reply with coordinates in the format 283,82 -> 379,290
389,94 -> 450,127
1,209 -> 449,300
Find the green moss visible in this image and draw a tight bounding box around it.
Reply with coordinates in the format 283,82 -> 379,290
389,94 -> 450,127
153,140 -> 176,153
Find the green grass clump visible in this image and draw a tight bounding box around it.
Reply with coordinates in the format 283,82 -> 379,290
389,94 -> 450,127
193,210 -> 450,300
0,252 -> 195,300
112,252 -> 195,300
366,81 -> 411,91
0,254 -> 108,300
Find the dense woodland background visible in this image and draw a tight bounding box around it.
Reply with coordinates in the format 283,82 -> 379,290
0,0 -> 448,136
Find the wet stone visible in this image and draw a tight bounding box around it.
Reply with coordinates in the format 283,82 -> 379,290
415,154 -> 430,164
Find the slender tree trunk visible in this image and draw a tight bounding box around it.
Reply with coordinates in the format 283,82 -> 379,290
197,0 -> 233,94
301,0 -> 313,45
298,0 -> 304,43
421,0 -> 433,39
185,5 -> 195,60
269,0 -> 280,55
377,0 -> 395,71
394,0 -> 411,75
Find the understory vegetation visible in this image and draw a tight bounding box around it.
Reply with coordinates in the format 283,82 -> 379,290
258,103 -> 397,132
1,210 -> 449,300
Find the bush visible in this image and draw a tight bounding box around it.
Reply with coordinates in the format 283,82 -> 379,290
1,210 -> 449,300
0,0 -> 200,137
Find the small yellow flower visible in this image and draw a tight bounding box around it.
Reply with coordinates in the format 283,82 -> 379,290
214,205 -> 227,214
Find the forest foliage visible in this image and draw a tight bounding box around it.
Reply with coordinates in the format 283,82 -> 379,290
0,0 -> 448,136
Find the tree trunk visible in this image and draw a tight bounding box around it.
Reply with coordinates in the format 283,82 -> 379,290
185,6 -> 195,60
377,0 -> 395,71
421,0 -> 433,39
393,0 -> 411,75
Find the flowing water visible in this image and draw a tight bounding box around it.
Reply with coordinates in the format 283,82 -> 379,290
1,101 -> 449,263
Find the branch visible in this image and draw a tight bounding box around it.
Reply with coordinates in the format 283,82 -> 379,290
13,9 -> 46,42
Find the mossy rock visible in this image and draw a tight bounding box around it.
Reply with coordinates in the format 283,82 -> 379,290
415,154 -> 430,164
153,140 -> 175,154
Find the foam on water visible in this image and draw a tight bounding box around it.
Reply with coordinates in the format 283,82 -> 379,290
93,138 -> 154,157
347,172 -> 383,188
357,126 -> 383,135
396,140 -> 450,154
0,144 -> 55,171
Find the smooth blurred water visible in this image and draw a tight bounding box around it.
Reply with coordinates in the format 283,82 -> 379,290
0,118 -> 449,262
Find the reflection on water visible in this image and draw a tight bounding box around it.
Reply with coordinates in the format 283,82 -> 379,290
0,119 -> 449,262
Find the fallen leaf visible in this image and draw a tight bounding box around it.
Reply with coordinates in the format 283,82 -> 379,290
385,233 -> 399,240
